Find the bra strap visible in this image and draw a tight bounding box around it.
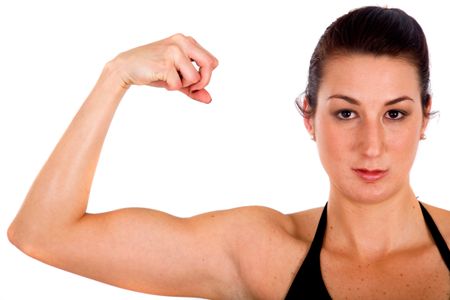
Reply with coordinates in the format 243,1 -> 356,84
419,201 -> 450,271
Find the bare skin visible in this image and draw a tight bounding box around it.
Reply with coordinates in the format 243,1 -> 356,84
8,34 -> 450,299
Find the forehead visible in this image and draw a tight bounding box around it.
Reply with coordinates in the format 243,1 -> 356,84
318,54 -> 421,103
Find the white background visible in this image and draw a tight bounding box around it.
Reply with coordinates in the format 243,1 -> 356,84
1,0 -> 449,299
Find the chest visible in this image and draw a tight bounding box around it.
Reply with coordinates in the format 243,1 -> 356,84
321,247 -> 450,299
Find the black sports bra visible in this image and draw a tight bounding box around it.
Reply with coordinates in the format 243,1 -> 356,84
285,202 -> 450,299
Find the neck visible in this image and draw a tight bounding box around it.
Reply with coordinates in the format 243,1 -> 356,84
325,185 -> 428,260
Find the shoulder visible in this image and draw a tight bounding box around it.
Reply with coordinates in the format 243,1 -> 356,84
195,204 -> 324,243
186,205 -> 324,298
189,205 -> 301,256
287,205 -> 325,243
200,205 -> 324,299
420,202 -> 450,247
225,205 -> 298,234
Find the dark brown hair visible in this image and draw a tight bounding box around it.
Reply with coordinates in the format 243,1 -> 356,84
300,6 -> 431,118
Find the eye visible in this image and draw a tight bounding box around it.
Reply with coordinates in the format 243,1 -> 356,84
336,110 -> 356,120
385,110 -> 406,120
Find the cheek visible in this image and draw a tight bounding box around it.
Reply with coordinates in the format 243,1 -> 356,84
387,126 -> 420,164
389,131 -> 415,150
315,120 -> 349,169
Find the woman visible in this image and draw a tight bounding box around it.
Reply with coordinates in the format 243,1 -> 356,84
7,6 -> 450,299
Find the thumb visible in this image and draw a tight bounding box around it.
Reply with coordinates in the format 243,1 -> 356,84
180,88 -> 212,104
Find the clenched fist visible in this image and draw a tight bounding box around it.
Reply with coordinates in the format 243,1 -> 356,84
109,33 -> 219,103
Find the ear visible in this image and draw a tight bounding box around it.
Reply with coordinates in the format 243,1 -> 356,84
302,97 -> 315,138
420,96 -> 432,135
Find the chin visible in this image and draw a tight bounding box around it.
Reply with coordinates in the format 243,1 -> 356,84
331,179 -> 406,205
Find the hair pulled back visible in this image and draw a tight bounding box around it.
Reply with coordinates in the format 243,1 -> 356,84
301,6 -> 431,117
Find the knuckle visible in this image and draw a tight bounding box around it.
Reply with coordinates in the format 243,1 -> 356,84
211,57 -> 219,68
170,33 -> 186,41
186,36 -> 197,44
183,73 -> 200,87
190,72 -> 201,84
166,44 -> 183,57
205,57 -> 219,69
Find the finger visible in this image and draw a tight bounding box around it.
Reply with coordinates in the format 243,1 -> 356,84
182,42 -> 218,92
166,41 -> 202,88
165,67 -> 183,91
187,36 -> 218,63
174,57 -> 201,88
150,79 -> 211,104
180,87 -> 212,104
189,64 -> 214,92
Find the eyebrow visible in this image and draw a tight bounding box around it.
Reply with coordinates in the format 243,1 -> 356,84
327,94 -> 415,106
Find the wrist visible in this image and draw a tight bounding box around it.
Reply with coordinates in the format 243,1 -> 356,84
102,57 -> 131,91
86,61 -> 129,107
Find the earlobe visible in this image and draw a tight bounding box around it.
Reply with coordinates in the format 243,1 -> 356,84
302,97 -> 315,139
421,96 -> 433,135
304,117 -> 315,140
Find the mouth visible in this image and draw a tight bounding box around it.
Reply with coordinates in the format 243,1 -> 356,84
352,168 -> 388,182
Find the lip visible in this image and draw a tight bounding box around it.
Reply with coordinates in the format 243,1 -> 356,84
352,168 -> 388,182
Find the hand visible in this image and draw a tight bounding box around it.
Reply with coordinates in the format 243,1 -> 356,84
110,33 -> 219,103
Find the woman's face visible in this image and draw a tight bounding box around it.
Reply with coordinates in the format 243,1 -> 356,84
306,54 -> 429,204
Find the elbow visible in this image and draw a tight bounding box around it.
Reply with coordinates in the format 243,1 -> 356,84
7,221 -> 27,252
7,221 -> 21,248
7,220 -> 42,258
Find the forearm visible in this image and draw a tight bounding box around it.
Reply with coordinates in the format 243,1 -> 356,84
9,61 -> 127,245
7,35 -> 230,299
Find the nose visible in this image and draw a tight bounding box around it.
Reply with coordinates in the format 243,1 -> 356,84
358,119 -> 385,158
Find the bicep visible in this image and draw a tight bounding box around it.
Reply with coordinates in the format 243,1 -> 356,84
34,208 -> 237,298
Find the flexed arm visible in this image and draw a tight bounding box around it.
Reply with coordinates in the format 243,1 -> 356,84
8,34 -> 218,232
6,34 -> 246,298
